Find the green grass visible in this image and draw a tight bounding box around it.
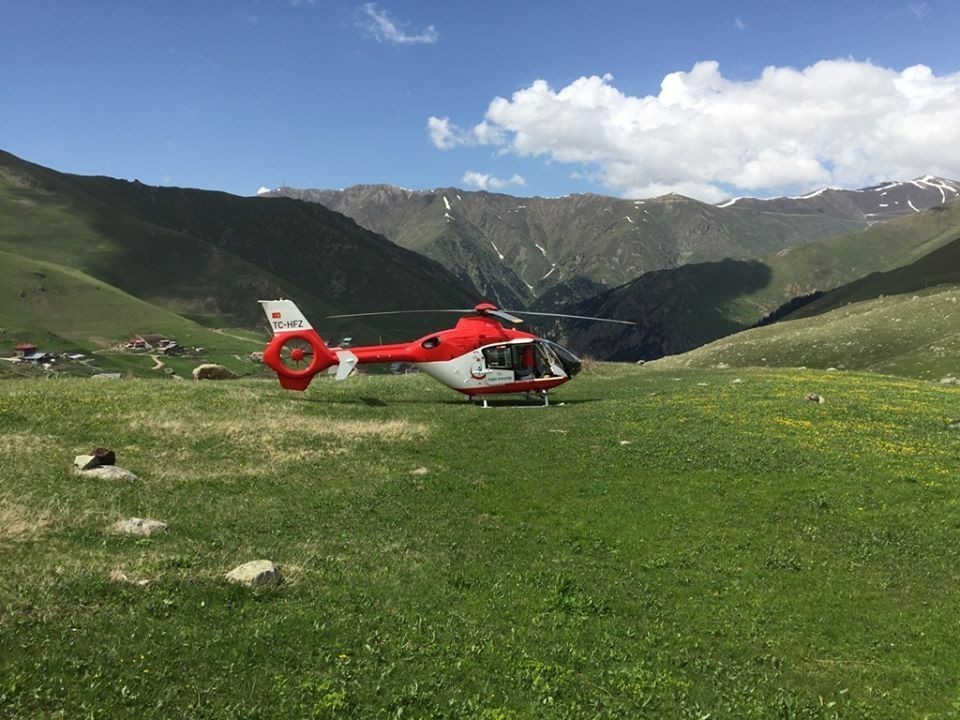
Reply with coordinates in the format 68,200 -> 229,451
2,366 -> 960,718
652,285 -> 960,380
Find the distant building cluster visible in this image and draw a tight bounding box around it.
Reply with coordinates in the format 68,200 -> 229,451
123,334 -> 183,355
7,342 -> 84,367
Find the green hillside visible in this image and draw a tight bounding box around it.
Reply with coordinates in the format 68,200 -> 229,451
557,198 -> 960,361
786,233 -> 960,320
0,150 -> 478,346
3,368 -> 960,717
649,285 -> 960,379
0,249 -> 249,350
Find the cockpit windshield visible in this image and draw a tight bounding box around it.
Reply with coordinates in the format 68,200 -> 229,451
542,340 -> 582,377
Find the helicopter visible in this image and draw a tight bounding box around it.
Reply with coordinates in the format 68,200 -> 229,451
258,299 -> 633,406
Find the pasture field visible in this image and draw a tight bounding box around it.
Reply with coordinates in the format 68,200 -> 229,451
1,366 -> 960,718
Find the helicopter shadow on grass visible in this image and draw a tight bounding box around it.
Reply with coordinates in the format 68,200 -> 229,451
441,396 -> 602,408
284,394 -> 601,408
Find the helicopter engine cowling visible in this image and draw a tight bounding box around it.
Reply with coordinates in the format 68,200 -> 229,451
262,329 -> 338,391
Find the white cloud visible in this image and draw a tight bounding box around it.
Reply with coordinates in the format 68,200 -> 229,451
734,16 -> 746,31
907,2 -> 930,18
429,59 -> 960,201
358,3 -> 438,45
427,117 -> 503,149
256,186 -> 272,196
461,172 -> 526,191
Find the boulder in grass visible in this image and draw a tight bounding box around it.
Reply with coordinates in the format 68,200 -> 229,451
805,393 -> 825,404
192,364 -> 238,381
225,560 -> 283,587
74,454 -> 99,470
112,518 -> 167,536
948,420 -> 960,431
75,465 -> 139,482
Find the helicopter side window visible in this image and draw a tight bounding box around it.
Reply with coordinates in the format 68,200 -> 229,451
481,343 -> 557,379
421,337 -> 440,349
482,344 -> 513,370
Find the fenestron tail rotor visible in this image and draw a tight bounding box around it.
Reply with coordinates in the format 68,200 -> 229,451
324,302 -> 634,326
278,336 -> 315,371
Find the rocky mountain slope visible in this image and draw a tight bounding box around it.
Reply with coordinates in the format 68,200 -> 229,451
264,184 -> 866,307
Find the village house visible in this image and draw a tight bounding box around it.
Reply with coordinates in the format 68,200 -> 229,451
14,342 -> 37,358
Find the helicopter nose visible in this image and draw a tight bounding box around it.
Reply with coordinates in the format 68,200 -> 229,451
547,341 -> 582,377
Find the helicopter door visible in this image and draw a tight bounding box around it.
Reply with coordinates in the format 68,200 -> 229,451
537,341 -> 566,378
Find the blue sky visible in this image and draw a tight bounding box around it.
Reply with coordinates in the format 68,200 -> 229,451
3,0 -> 960,201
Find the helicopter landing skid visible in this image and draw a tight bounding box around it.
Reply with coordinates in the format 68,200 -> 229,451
472,391 -> 551,408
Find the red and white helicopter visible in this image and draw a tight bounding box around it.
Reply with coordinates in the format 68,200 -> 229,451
258,299 -> 633,406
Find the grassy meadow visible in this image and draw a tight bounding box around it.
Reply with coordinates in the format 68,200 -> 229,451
2,366 -> 960,718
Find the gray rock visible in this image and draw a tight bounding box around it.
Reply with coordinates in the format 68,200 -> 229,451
75,465 -> 139,482
805,393 -> 825,404
112,518 -> 167,536
948,420 -> 960,430
73,454 -> 99,470
226,560 -> 283,587
939,376 -> 960,386
90,373 -> 123,381
192,363 -> 238,381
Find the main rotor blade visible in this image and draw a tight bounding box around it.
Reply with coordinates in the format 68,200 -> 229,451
487,308 -> 524,325
505,310 -> 636,326
325,309 -> 473,319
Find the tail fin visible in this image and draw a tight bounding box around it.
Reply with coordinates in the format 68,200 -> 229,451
258,299 -> 337,391
259,299 -> 313,335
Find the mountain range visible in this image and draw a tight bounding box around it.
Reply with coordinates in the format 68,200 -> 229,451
264,178 -> 959,309
263,184 -> 865,307
719,176 -> 960,223
4,146 -> 960,380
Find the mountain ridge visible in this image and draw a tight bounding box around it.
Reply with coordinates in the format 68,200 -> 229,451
263,183 -> 869,307
717,176 -> 960,224
0,149 -> 478,351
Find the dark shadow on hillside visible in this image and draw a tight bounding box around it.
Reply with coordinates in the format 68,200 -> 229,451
537,259 -> 774,362
786,234 -> 960,320
0,151 -> 477,338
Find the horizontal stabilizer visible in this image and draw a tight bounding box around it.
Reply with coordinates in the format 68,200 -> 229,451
335,350 -> 358,381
